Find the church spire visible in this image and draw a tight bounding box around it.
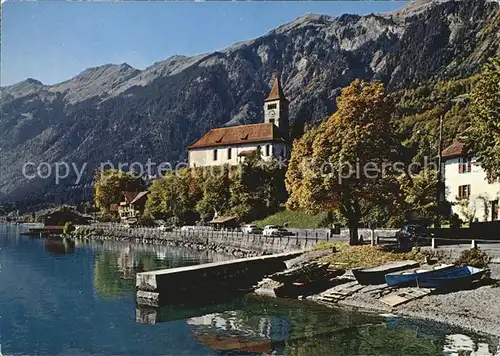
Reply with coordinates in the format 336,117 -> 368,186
265,72 -> 287,102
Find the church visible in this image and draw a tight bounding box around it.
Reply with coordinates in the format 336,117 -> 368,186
187,73 -> 290,168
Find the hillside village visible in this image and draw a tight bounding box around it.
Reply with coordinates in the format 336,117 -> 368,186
87,57 -> 499,244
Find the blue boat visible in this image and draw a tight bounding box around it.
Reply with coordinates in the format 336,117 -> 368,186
385,264 -> 454,287
385,265 -> 486,289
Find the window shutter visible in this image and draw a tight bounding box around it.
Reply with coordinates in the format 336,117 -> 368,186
467,185 -> 471,199
458,185 -> 462,199
458,158 -> 463,174
467,158 -> 471,172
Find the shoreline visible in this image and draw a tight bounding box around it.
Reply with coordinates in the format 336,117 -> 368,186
34,227 -> 500,338
70,231 -> 266,258
304,264 -> 500,338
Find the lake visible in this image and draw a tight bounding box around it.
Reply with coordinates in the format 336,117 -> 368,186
1,224 -> 498,355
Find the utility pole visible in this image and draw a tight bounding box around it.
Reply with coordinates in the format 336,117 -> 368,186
435,115 -> 444,228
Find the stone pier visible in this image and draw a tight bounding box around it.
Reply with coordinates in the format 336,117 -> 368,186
136,251 -> 302,306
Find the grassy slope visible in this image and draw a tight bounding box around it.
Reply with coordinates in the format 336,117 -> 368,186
252,210 -> 329,229
315,242 -> 425,269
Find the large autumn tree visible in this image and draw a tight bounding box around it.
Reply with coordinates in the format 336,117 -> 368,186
467,54 -> 500,179
286,80 -> 399,244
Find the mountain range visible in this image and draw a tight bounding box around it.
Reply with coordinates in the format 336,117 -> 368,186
1,0 -> 499,206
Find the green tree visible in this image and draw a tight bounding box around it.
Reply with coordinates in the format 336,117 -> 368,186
93,169 -> 144,212
196,165 -> 231,221
286,80 -> 399,244
397,169 -> 438,223
468,54 -> 500,179
145,169 -> 202,225
229,151 -> 287,222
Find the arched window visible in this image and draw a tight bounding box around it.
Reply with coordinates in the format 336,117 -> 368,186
228,147 -> 232,160
213,149 -> 218,161
265,144 -> 270,156
257,145 -> 261,155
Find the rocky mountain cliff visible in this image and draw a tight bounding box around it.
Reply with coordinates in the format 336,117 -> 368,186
1,0 -> 499,205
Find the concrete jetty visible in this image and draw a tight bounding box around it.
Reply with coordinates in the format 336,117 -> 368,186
136,251 -> 303,306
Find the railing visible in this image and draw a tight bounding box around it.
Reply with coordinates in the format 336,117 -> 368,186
83,222 -> 346,244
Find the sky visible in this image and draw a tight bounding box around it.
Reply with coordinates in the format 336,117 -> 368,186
1,1 -> 408,86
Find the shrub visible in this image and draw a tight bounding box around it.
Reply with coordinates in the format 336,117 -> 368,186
63,222 -> 75,234
454,248 -> 491,269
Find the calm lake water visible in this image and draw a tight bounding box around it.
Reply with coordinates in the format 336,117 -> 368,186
1,224 -> 499,355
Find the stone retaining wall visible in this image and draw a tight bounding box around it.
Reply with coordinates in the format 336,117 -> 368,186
76,224 -> 335,256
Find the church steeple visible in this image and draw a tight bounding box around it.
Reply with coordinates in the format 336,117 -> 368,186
265,72 -> 287,103
263,72 -> 289,139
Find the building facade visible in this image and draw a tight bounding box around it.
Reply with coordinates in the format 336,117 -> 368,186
117,191 -> 149,222
442,141 -> 499,222
188,73 -> 290,168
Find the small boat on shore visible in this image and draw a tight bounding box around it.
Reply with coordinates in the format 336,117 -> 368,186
269,262 -> 330,284
414,266 -> 486,289
273,269 -> 345,298
352,260 -> 420,285
385,264 -> 455,287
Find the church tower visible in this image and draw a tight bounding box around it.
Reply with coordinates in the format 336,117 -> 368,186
264,72 -> 289,139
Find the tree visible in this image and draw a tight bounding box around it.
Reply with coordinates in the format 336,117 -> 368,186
286,80 -> 399,244
196,165 -> 231,221
229,151 -> 286,222
93,169 -> 144,212
468,54 -> 500,179
397,169 -> 438,223
456,198 -> 477,226
144,169 -> 202,225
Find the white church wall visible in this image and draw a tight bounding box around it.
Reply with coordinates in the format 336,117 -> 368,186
188,142 -> 287,168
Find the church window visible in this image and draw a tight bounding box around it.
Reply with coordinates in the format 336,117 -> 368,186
213,149 -> 218,161
267,103 -> 277,110
266,145 -> 270,156
228,148 -> 232,160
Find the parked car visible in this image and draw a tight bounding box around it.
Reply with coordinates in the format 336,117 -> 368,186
277,227 -> 294,236
241,224 -> 263,234
395,224 -> 431,248
262,225 -> 291,237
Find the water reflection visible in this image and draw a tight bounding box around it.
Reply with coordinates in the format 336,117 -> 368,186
1,224 -> 499,356
90,241 -> 232,296
44,238 -> 75,255
443,334 -> 500,355
135,294 -> 499,356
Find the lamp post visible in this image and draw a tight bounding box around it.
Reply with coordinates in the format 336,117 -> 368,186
417,115 -> 445,228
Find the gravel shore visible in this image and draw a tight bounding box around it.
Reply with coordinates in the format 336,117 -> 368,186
398,283 -> 500,336
310,263 -> 500,337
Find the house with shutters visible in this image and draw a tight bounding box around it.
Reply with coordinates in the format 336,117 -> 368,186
187,73 -> 290,167
442,141 -> 499,222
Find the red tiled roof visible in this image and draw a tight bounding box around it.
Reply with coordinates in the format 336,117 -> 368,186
188,123 -> 285,149
130,191 -> 148,205
441,141 -> 467,159
265,72 -> 287,102
122,191 -> 139,204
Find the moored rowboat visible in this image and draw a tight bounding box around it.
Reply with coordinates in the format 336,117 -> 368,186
385,264 -> 455,287
352,260 -> 420,285
414,266 -> 486,289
